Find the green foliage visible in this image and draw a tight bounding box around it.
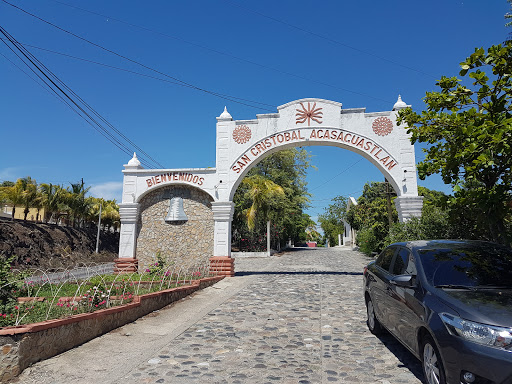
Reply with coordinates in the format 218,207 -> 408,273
345,182 -> 397,254
356,227 -> 379,255
397,42 -> 512,245
0,254 -> 17,304
318,196 -> 347,246
232,149 -> 313,250
2,177 -> 119,230
143,250 -> 170,276
243,174 -> 285,230
87,198 -> 120,231
0,179 -> 26,220
384,207 -> 450,246
506,0 -> 512,41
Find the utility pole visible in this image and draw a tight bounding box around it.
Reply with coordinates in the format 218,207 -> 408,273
95,203 -> 102,253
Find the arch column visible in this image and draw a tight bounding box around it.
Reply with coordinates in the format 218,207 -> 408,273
209,201 -> 235,276
114,202 -> 140,273
395,196 -> 424,222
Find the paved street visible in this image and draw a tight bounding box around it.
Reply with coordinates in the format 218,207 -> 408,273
15,248 -> 423,384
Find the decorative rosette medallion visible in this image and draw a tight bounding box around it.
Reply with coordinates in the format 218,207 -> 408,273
233,125 -> 252,144
372,117 -> 393,136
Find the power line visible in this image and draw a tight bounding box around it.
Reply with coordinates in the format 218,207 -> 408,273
225,0 -> 435,79
46,0 -> 394,105
0,50 -> 65,103
0,38 -> 277,109
308,159 -> 363,192
0,25 -> 163,168
1,0 -> 276,112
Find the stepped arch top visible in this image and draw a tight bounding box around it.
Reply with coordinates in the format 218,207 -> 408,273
215,98 -> 419,201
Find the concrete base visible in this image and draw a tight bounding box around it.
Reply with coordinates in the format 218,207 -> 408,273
209,257 -> 234,277
113,258 -> 138,274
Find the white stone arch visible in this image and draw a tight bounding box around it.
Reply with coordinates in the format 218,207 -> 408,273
117,97 -> 423,275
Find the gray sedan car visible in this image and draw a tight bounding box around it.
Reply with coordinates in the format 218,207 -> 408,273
363,240 -> 512,384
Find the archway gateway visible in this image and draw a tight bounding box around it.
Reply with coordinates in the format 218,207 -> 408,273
117,97 -> 423,276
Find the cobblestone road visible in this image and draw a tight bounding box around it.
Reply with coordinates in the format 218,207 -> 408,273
16,248 -> 423,384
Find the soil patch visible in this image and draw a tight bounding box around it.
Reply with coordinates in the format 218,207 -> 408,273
0,218 -> 119,271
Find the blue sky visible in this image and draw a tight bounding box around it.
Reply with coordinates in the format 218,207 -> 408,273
1,0 -> 509,223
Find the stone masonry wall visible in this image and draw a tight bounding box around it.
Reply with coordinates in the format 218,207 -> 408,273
136,186 -> 213,270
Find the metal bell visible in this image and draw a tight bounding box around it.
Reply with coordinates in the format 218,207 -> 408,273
164,197 -> 188,222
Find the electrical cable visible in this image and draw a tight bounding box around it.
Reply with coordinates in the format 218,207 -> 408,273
0,39 -> 276,109
45,0 -> 394,105
1,0 -> 276,112
308,159 -> 363,192
0,25 -> 161,168
225,0 -> 436,79
0,50 -> 65,104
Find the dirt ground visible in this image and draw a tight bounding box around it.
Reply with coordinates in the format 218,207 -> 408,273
0,218 -> 119,271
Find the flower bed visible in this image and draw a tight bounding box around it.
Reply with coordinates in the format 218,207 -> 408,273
0,275 -> 224,382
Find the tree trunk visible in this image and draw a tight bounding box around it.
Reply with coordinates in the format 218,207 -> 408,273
24,207 -> 29,221
267,220 -> 271,257
11,206 -> 15,221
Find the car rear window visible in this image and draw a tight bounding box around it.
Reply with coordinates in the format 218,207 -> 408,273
418,243 -> 512,287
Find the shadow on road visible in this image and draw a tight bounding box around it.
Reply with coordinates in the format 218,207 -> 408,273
374,331 -> 424,382
235,271 -> 364,276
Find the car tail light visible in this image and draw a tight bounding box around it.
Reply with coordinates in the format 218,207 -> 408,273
363,266 -> 368,275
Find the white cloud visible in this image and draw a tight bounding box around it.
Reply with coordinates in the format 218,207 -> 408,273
89,182 -> 123,201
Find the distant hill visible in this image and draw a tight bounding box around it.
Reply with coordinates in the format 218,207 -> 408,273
0,219 -> 119,271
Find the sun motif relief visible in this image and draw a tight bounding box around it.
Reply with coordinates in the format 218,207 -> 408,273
372,117 -> 393,136
232,125 -> 252,144
296,102 -> 323,125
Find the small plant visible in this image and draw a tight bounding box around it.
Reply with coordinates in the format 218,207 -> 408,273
144,250 -> 169,276
78,286 -> 110,311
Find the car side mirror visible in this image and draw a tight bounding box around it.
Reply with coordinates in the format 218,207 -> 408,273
390,275 -> 415,287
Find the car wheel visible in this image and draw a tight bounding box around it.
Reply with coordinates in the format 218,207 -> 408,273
421,335 -> 446,384
366,297 -> 383,335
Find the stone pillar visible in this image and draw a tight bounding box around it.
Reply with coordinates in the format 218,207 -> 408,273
209,201 -> 235,276
115,202 -> 139,273
395,196 -> 424,222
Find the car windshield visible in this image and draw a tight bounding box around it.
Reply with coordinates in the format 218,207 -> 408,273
418,243 -> 512,288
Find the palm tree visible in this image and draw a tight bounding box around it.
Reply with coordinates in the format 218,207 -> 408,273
67,180 -> 91,227
0,180 -> 25,220
32,188 -> 44,222
102,200 -> 120,232
20,177 -> 38,221
243,175 -> 285,256
40,183 -> 66,223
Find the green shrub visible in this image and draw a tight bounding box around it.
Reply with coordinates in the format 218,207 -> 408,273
356,227 -> 380,255
384,207 -> 450,247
